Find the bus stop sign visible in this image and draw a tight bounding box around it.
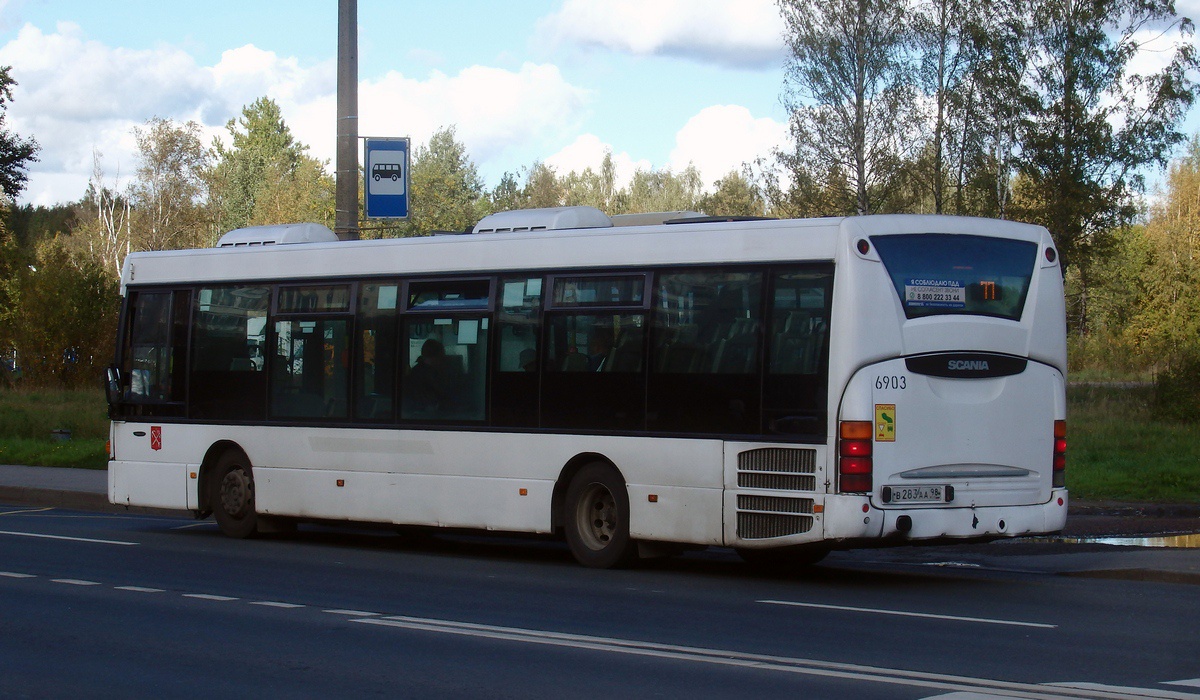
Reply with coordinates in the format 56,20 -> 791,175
364,137 -> 410,219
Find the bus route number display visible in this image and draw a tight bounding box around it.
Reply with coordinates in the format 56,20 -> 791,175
904,278 -> 965,309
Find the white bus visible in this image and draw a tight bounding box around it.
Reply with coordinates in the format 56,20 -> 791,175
106,208 -> 1068,568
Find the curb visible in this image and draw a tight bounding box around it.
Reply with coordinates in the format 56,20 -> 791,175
0,485 -> 182,518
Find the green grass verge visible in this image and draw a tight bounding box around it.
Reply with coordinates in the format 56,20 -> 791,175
1067,384 -> 1200,503
0,437 -> 108,470
1,385 -> 1196,503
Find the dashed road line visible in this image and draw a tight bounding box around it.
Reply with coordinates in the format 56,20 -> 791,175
0,571 -> 35,578
115,586 -> 165,593
52,578 -> 101,586
323,609 -> 381,617
183,593 -> 239,602
250,601 -> 306,609
760,599 -> 1057,629
0,530 -> 138,546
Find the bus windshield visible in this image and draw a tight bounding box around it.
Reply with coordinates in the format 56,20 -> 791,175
871,233 -> 1037,321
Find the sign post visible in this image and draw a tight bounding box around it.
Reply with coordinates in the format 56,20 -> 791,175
363,137 -> 411,219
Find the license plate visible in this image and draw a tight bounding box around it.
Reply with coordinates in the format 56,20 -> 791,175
883,485 -> 947,504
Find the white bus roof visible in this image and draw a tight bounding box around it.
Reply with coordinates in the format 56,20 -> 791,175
120,210 -> 1052,291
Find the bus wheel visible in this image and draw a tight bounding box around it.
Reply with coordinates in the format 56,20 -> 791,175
736,545 -> 828,571
210,450 -> 258,539
564,463 -> 638,569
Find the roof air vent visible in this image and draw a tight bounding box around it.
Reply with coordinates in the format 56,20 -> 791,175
473,206 -> 613,234
216,223 -> 339,248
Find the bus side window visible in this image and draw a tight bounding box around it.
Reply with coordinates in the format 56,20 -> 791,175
189,285 -> 269,421
354,282 -> 400,421
763,266 -> 833,437
119,289 -> 190,417
492,277 -> 543,428
401,316 -> 489,422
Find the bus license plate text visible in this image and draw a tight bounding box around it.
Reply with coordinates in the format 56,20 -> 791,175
885,485 -> 946,504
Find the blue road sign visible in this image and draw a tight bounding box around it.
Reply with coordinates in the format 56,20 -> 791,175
364,137 -> 410,219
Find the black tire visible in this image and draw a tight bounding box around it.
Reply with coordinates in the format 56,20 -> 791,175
736,545 -> 829,571
563,463 -> 638,569
209,450 -> 258,539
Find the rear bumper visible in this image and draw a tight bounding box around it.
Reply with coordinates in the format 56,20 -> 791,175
823,488 -> 1069,542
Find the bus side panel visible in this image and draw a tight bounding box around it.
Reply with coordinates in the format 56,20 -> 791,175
109,459 -> 191,510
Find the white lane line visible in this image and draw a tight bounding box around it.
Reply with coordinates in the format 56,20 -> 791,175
760,600 -> 1057,629
183,593 -> 238,602
0,507 -> 53,516
1165,680 -> 1200,689
354,615 -> 1142,700
250,601 -> 306,609
324,609 -> 381,617
52,578 -> 101,586
0,571 -> 36,578
0,530 -> 138,546
1050,683 -> 1200,699
115,586 -> 164,593
170,522 -> 216,530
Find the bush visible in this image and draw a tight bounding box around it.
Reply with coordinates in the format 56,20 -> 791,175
1154,355 -> 1200,423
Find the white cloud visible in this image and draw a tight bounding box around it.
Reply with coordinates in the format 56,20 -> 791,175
538,0 -> 785,69
0,22 -> 591,204
544,133 -> 650,187
668,105 -> 788,187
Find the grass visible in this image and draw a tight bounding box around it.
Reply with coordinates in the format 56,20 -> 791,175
1067,384 -> 1200,503
0,384 -> 1197,503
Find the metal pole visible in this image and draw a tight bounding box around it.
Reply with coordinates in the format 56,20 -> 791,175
335,0 -> 359,240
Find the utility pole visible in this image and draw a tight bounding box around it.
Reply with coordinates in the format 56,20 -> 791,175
335,0 -> 359,240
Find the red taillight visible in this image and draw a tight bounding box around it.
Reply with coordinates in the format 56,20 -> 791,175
1053,420 -> 1066,488
839,421 -> 874,493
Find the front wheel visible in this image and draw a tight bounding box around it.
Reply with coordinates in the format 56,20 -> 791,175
563,463 -> 638,569
210,450 -> 258,538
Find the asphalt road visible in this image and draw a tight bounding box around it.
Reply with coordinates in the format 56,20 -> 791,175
2,504 -> 1199,699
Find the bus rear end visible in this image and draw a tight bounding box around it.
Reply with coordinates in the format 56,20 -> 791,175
824,216 -> 1068,545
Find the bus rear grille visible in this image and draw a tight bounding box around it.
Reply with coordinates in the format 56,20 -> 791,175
737,448 -> 818,492
738,495 -> 814,514
737,512 -> 814,539
736,495 -> 815,539
737,448 -> 816,473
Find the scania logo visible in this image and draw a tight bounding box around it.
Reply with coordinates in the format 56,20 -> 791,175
948,360 -> 990,371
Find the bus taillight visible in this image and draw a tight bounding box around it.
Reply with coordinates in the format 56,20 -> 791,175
1053,420 -> 1066,488
839,421 -> 874,493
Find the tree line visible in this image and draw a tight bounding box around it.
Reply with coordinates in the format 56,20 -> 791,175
0,0 -> 1197,404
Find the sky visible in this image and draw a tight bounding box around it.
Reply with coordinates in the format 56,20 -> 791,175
0,0 -> 1196,208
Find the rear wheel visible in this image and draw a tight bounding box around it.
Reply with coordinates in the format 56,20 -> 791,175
564,463 -> 638,569
210,450 -> 258,539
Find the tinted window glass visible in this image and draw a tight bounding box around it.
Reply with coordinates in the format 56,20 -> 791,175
272,318 -> 350,420
401,316 -> 489,422
277,285 -> 351,313
408,279 -> 490,310
552,275 -> 645,307
871,234 -> 1037,321
354,282 -> 399,421
190,285 -> 270,420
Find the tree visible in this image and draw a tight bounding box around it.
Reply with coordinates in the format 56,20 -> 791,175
778,0 -> 918,214
131,118 -> 212,250
70,152 -> 133,280
210,97 -> 330,233
1014,0 -> 1197,283
621,166 -> 703,214
401,127 -> 489,236
699,169 -> 766,217
0,66 -> 38,202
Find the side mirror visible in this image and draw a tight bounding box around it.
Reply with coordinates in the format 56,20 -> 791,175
104,365 -> 123,411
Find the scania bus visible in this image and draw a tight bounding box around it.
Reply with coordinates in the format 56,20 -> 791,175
105,208 -> 1068,568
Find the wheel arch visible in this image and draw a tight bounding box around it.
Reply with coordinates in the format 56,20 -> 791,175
197,440 -> 251,515
552,452 -> 624,532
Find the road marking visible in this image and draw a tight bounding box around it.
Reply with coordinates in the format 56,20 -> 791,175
1165,680 -> 1200,689
0,507 -> 53,516
183,593 -> 238,602
0,571 -> 35,578
250,601 -> 306,609
324,609 -> 381,617
171,522 -> 215,530
0,530 -> 138,546
115,586 -> 164,593
1049,683 -> 1200,699
52,578 -> 101,586
354,615 -> 1154,699
759,600 -> 1056,629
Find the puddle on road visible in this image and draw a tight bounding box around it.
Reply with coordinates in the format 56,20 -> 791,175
1056,533 -> 1200,548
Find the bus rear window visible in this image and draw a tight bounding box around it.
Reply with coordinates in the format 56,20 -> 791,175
871,234 -> 1037,321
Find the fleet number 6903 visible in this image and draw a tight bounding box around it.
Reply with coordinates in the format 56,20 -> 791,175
876,375 -> 907,390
